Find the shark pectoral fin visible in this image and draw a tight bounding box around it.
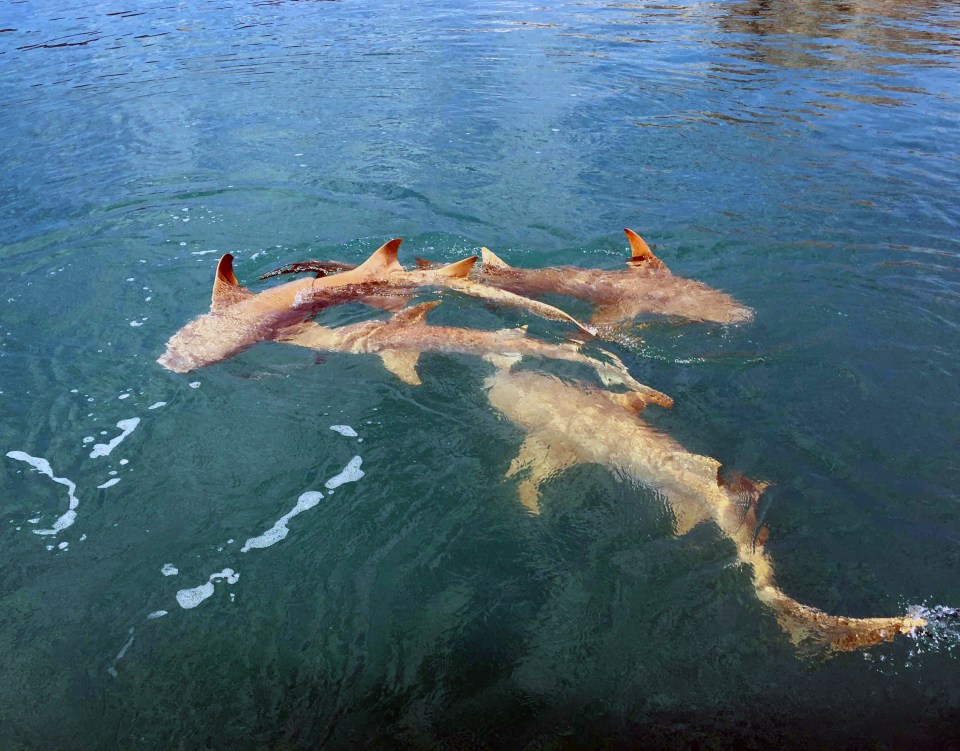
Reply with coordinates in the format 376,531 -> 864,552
379,350 -> 422,385
276,321 -> 338,350
481,247 -> 511,269
434,256 -> 478,278
623,228 -> 668,271
211,254 -> 253,311
505,435 -> 579,515
355,238 -> 404,275
672,504 -> 712,536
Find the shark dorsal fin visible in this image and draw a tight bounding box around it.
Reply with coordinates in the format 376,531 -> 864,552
624,229 -> 667,271
355,238 -> 403,276
414,257 -> 437,270
433,256 -> 477,278
388,300 -> 440,327
211,254 -> 253,311
481,247 -> 511,269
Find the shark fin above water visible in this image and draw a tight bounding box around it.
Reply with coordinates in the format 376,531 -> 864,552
481,246 -> 511,270
354,238 -> 404,275
385,299 -> 441,326
432,256 -> 478,278
211,253 -> 253,312
505,433 -> 581,515
624,228 -> 668,271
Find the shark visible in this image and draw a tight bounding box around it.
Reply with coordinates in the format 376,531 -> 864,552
263,229 -> 753,327
473,229 -> 754,327
276,300 -> 672,406
483,364 -> 928,653
158,240 -> 594,373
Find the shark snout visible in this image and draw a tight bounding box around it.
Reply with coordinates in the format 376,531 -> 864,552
156,349 -> 197,374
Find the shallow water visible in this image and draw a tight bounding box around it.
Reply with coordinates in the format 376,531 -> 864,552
2,1 -> 960,748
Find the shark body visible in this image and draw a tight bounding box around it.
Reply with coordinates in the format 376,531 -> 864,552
265,230 -> 753,327
158,240 -> 593,373
475,229 -> 754,326
485,366 -> 925,653
279,301 -> 671,406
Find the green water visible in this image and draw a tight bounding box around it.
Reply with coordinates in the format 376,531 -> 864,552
1,1 -> 960,748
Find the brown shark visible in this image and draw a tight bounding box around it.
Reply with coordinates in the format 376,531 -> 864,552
484,365 -> 925,653
277,300 -> 671,407
475,229 -> 754,327
158,240 -> 594,373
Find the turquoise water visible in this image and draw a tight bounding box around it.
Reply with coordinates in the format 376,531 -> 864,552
2,1 -> 960,747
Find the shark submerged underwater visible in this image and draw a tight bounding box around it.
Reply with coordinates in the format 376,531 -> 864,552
157,235 -> 950,655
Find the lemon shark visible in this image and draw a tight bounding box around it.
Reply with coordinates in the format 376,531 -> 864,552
158,240 -> 593,373
484,365 -> 927,653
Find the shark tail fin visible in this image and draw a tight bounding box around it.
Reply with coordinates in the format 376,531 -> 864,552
433,256 -> 478,278
481,247 -> 511,269
718,468 -> 771,546
355,238 -> 404,275
624,229 -> 668,271
211,254 -> 253,311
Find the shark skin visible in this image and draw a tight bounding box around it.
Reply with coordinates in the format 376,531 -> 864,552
158,240 -> 593,373
475,230 -> 754,327
484,367 -> 926,654
278,300 -> 672,407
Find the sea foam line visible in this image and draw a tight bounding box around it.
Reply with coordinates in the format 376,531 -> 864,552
90,418 -> 140,459
5,451 -> 80,536
241,491 -> 324,553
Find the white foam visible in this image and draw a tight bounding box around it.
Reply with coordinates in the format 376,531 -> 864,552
58,541 -> 68,550
325,456 -> 364,490
147,610 -> 168,620
129,321 -> 143,327
329,424 -> 358,438
6,451 -> 80,536
98,478 -> 120,489
190,250 -> 218,256
118,394 -> 130,400
107,627 -> 135,678
161,563 -> 178,576
188,382 -> 200,389
89,418 -> 140,459
175,569 -> 239,609
119,459 -> 129,466
148,401 -> 166,410
82,436 -> 94,444
241,491 -> 324,553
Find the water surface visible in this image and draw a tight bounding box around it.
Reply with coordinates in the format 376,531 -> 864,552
2,0 -> 960,748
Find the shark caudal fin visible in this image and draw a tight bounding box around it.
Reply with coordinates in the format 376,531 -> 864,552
432,256 -> 478,278
211,254 -> 253,312
718,468 -> 771,546
624,229 -> 668,271
354,238 -> 404,275
481,247 -> 511,269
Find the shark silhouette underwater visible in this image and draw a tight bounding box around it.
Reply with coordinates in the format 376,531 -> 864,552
483,364 -> 935,654
262,229 -> 754,327
157,236 -> 945,655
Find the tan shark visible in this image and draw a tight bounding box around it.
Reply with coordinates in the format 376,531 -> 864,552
276,300 -> 671,407
474,229 -> 754,327
484,365 -> 925,653
158,240 -> 594,373
269,230 -> 753,326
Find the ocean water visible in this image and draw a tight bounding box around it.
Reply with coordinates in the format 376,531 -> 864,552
1,1 -> 959,748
